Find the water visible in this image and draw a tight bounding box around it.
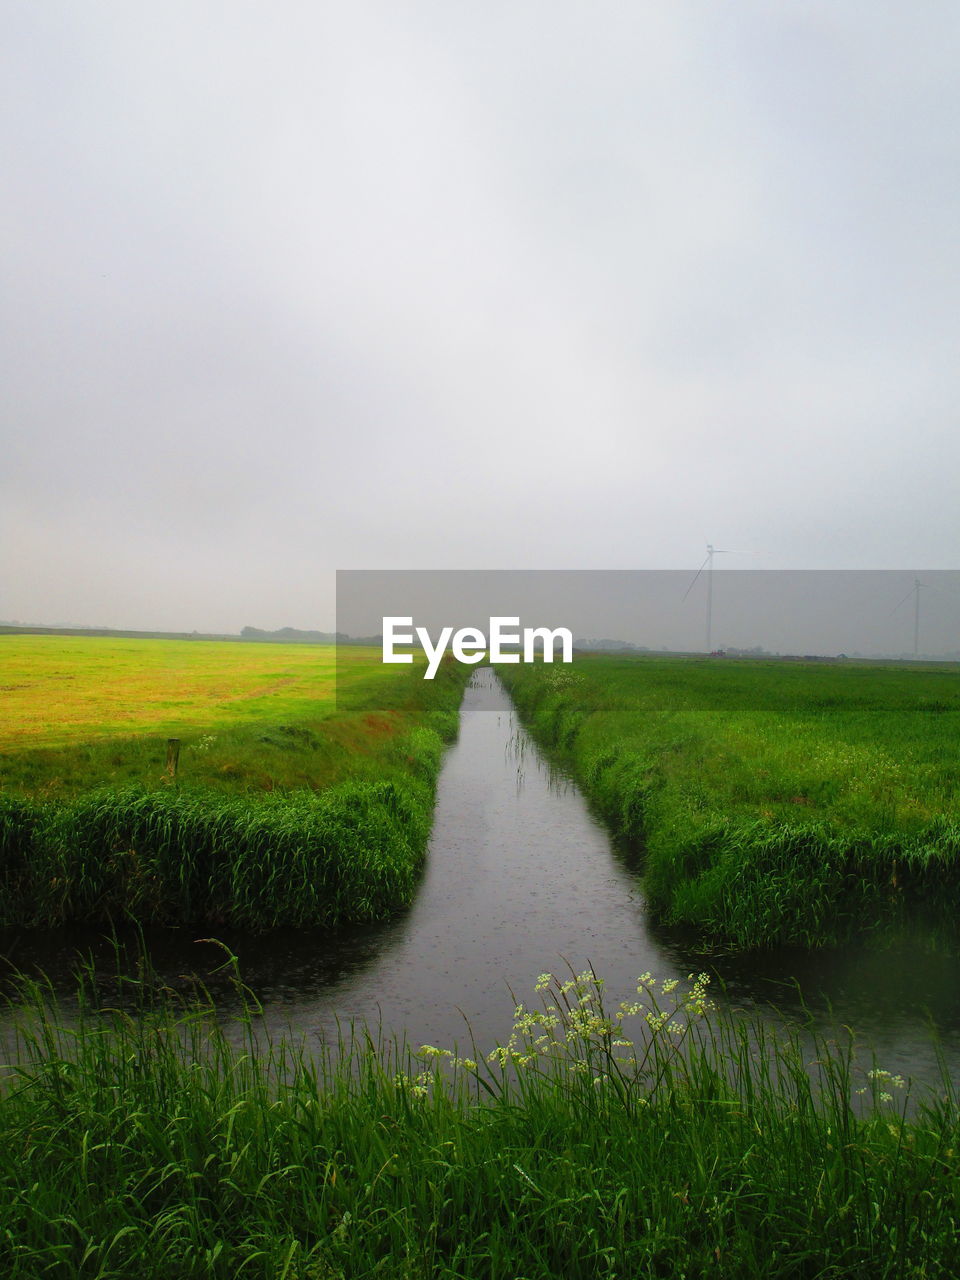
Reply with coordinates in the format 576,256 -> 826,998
3,668 -> 959,1090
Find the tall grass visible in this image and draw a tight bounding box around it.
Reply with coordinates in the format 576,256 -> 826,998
0,664 -> 467,929
0,720 -> 448,930
500,656 -> 960,948
2,957 -> 959,1277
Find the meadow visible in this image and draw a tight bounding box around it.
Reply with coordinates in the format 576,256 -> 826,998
499,654 -> 960,949
5,643 -> 960,1274
0,635 -> 447,796
2,956 -> 958,1278
0,635 -> 468,930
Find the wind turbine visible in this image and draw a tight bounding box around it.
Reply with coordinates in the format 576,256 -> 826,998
891,577 -> 929,658
682,544 -> 744,653
913,577 -> 923,658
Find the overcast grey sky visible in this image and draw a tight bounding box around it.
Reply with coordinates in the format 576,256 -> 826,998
3,2 -> 958,633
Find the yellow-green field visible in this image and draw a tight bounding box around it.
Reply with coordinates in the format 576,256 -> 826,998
0,635 -> 380,748
0,634 -> 452,799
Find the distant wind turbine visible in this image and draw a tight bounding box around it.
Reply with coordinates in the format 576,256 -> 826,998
913,577 -> 924,658
682,543 -> 747,653
891,577 -> 930,658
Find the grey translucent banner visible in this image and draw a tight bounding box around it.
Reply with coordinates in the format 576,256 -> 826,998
335,569 -> 960,708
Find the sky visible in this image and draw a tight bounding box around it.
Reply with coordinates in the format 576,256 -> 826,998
3,2 -> 959,635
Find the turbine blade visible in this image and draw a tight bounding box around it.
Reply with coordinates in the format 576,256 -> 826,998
682,555 -> 710,601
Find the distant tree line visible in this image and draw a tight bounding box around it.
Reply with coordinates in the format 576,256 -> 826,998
240,626 -> 381,645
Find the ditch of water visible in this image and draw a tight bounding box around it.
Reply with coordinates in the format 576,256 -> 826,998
3,668 -> 959,1091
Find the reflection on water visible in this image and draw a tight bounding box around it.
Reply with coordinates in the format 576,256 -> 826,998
2,668 -> 959,1091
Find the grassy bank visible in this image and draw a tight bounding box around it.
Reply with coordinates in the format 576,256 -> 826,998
1,959 -> 957,1278
499,655 -> 960,949
0,637 -> 469,929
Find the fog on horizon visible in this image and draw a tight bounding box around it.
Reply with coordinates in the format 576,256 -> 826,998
337,570 -> 960,660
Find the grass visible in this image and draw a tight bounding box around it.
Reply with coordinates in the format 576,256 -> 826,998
1,955 -> 958,1278
499,654 -> 960,949
0,634 -> 347,748
0,636 -> 470,929
0,773 -> 438,930
0,637 -> 451,798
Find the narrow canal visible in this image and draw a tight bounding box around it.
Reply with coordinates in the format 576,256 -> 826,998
4,668 -> 960,1090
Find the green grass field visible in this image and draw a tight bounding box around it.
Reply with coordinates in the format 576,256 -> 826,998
0,635 -> 469,929
500,654 -> 960,949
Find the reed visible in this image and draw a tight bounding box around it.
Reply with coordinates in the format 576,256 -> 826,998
0,725 -> 443,930
1,958 -> 958,1277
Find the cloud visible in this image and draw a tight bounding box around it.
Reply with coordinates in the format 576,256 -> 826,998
2,2 -> 958,630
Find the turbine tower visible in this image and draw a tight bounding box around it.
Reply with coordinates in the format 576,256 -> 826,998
683,543 -> 742,653
891,576 -> 930,658
914,577 -> 921,658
